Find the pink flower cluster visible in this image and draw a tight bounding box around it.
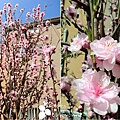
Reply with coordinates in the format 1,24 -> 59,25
65,5 -> 77,20
73,69 -> 120,115
90,36 -> 120,78
42,45 -> 55,63
68,33 -> 90,52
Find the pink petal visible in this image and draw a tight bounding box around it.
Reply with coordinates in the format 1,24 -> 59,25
93,101 -> 108,115
96,57 -> 103,68
103,56 -> 115,71
112,64 -> 120,78
114,96 -> 120,105
72,79 -> 85,91
102,86 -> 118,99
76,92 -> 90,103
99,71 -> 110,88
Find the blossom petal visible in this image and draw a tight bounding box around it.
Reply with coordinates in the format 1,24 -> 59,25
99,71 -> 110,88
76,92 -> 90,103
93,101 -> 108,115
72,79 -> 85,91
102,86 -> 118,99
96,57 -> 103,68
113,96 -> 120,105
103,57 -> 115,71
112,64 -> 120,78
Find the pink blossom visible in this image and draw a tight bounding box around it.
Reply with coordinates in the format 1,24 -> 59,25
112,64 -> 120,78
87,55 -> 93,66
103,15 -> 107,21
65,6 -> 77,19
72,1 -> 78,7
44,35 -> 49,41
90,36 -> 117,71
15,4 -> 19,8
30,63 -> 37,69
73,69 -> 120,115
40,12 -> 45,18
10,90 -> 18,95
9,90 -> 18,101
7,3 -> 12,7
68,33 -> 90,52
115,43 -> 120,63
60,76 -> 73,92
42,45 -> 55,63
20,9 -> 24,13
76,19 -> 82,26
23,39 -> 29,48
15,53 -> 21,61
26,12 -> 31,18
42,45 -> 55,55
45,20 -> 50,26
60,81 -> 71,92
92,40 -> 120,78
88,111 -> 93,117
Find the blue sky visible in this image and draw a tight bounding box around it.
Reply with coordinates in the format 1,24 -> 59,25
0,0 -> 60,23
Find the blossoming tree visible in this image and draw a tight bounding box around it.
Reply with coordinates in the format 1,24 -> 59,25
0,3 -> 60,120
61,0 -> 120,119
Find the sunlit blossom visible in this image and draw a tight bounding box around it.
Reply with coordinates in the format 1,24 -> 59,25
73,69 -> 120,115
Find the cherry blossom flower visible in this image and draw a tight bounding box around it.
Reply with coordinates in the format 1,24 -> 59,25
26,12 -> 31,18
88,111 -> 94,118
15,53 -> 21,61
44,35 -> 49,41
61,76 -> 73,92
45,20 -> 50,26
39,105 -> 51,120
68,33 -> 90,52
20,9 -> 24,13
76,19 -> 82,26
9,90 -> 18,101
90,36 -> 120,78
15,4 -> 19,8
90,36 -> 117,71
71,1 -> 78,7
73,69 -> 120,115
42,45 -> 55,63
65,5 -> 77,20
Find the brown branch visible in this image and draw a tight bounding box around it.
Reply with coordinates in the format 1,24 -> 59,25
61,41 -> 70,46
72,0 -> 90,17
112,24 -> 120,41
